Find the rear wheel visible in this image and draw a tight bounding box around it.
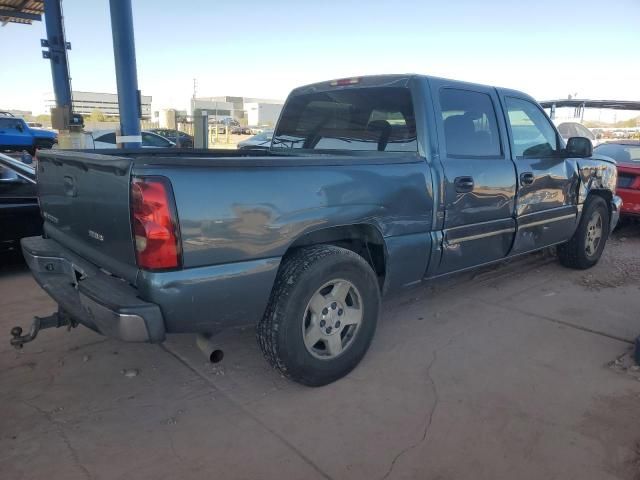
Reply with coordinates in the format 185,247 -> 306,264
558,196 -> 610,269
257,245 -> 380,386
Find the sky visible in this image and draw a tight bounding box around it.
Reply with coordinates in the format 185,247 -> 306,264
0,0 -> 639,118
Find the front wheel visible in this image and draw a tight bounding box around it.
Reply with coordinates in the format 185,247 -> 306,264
558,196 -> 610,269
257,245 -> 380,386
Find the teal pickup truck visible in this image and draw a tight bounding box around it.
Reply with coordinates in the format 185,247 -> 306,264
0,113 -> 58,155
14,75 -> 621,386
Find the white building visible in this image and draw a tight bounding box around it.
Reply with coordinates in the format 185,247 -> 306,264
191,96 -> 283,126
44,91 -> 152,119
244,102 -> 283,127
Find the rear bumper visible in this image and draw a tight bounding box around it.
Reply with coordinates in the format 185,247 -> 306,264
21,236 -> 165,343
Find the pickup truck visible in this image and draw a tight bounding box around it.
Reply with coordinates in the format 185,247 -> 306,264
0,115 -> 58,155
16,74 -> 621,386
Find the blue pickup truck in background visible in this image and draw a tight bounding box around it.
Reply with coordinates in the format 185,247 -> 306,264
0,113 -> 58,155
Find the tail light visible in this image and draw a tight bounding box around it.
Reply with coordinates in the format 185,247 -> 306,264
130,176 -> 181,270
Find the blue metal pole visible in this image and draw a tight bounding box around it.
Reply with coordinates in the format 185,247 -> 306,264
109,0 -> 141,148
44,0 -> 72,112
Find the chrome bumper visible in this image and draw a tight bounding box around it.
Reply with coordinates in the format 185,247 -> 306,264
21,236 -> 165,343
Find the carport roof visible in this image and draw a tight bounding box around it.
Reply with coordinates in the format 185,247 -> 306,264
540,99 -> 640,111
0,0 -> 43,26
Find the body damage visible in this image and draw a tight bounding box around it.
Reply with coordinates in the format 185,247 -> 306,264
576,156 -> 618,205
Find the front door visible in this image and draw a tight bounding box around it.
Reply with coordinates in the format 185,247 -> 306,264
429,81 -> 517,274
500,95 -> 579,254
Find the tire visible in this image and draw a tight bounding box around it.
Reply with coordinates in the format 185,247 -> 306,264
257,245 -> 381,386
557,195 -> 610,269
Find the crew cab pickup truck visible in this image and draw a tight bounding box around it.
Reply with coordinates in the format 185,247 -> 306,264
16,75 -> 621,386
0,115 -> 58,155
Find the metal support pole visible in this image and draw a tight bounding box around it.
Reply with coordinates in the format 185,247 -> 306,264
44,0 -> 73,119
109,0 -> 141,148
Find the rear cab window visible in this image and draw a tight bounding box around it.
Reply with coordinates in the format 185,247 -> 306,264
272,87 -> 417,153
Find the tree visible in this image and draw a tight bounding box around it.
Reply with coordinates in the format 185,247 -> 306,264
88,109 -> 106,122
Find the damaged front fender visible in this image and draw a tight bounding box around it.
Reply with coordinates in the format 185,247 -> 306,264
576,157 -> 617,205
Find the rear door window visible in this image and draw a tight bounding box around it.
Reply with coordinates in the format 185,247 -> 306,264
272,87 -> 417,152
439,89 -> 502,158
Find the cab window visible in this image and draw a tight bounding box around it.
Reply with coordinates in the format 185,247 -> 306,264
505,97 -> 559,158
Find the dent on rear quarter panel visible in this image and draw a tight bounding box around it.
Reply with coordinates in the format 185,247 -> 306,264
137,257 -> 281,332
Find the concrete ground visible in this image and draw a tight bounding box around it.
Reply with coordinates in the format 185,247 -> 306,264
1,225 -> 640,480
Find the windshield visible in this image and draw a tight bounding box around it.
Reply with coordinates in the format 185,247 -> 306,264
272,87 -> 417,153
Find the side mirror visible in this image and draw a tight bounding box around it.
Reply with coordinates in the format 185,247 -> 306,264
15,123 -> 24,132
566,137 -> 593,157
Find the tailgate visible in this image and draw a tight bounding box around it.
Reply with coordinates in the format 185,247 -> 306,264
37,150 -> 138,280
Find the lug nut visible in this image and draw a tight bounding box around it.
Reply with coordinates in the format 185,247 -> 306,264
338,309 -> 343,316
331,302 -> 337,310
320,320 -> 326,327
326,327 -> 332,334
335,321 -> 341,328
322,308 -> 328,315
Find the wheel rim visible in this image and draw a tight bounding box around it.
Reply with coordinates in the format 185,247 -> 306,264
585,209 -> 603,257
302,279 -> 363,360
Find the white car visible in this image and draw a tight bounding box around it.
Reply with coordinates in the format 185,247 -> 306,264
87,130 -> 175,149
555,122 -> 601,146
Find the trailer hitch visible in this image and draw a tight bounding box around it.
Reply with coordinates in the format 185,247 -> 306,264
10,310 -> 76,349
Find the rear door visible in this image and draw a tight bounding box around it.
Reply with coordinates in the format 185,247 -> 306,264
499,95 -> 579,254
428,79 -> 517,274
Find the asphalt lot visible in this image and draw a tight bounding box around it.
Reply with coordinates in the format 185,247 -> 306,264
1,225 -> 640,480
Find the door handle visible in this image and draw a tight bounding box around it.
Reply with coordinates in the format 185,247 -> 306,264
520,172 -> 535,185
454,176 -> 474,193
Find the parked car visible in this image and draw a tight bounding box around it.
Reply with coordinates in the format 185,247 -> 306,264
0,116 -> 58,155
87,130 -> 175,149
0,153 -> 40,254
556,122 -> 599,146
237,130 -> 273,150
594,140 -> 640,217
230,126 -> 252,135
16,74 -> 620,387
149,129 -> 193,148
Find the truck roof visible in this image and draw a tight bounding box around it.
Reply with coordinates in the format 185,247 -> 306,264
290,74 -> 537,104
